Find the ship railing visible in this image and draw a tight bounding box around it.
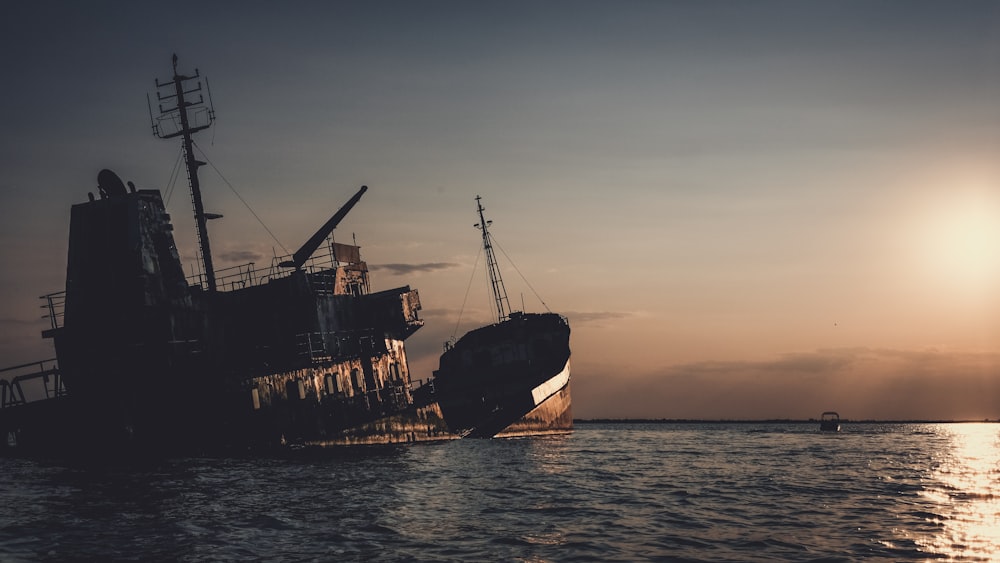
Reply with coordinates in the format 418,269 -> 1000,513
266,250 -> 334,279
264,244 -> 364,285
0,358 -> 65,409
216,262 -> 258,291
410,377 -> 434,393
184,241 -> 362,292
187,270 -> 207,290
40,291 -> 66,330
186,262 -> 260,292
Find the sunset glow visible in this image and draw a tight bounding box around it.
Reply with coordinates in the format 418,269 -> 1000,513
923,191 -> 1000,289
1,1 -> 998,421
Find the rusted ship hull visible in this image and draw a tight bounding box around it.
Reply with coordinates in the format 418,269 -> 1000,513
241,358 -> 456,448
0,351 -> 458,454
494,370 -> 572,439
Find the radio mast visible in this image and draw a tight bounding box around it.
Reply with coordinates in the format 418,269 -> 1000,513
475,196 -> 512,323
149,54 -> 220,291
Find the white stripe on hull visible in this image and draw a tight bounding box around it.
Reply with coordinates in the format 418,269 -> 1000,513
530,359 -> 571,407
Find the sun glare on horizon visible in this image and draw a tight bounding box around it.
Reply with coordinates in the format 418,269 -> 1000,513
905,183 -> 1000,304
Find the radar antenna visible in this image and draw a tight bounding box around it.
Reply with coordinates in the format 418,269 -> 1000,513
149,54 -> 220,291
475,196 -> 512,323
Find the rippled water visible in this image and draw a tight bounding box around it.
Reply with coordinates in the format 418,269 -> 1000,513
1,423 -> 997,561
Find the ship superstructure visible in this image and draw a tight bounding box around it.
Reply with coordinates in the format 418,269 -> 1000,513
0,57 -> 573,453
1,56 -> 451,453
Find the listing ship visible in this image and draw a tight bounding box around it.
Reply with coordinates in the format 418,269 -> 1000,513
430,197 -> 572,438
0,56 -> 452,454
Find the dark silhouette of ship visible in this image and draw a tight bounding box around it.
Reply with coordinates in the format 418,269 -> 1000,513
0,57 -> 571,454
0,56 -> 452,454
429,197 -> 572,438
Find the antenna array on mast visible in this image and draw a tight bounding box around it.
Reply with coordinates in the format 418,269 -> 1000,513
148,54 -> 220,291
475,196 -> 512,323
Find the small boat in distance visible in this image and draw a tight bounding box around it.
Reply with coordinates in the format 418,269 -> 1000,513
820,411 -> 841,432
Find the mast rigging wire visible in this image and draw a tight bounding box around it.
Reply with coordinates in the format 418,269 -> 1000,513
163,147 -> 184,206
192,141 -> 289,254
490,234 -> 551,313
451,244 -> 483,341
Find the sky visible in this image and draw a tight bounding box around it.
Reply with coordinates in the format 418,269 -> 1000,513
1,1 -> 999,420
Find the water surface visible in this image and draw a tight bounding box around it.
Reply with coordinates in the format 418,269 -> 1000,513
1,422 -> 997,561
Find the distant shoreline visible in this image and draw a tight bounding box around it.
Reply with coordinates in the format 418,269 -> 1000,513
574,418 -> 999,424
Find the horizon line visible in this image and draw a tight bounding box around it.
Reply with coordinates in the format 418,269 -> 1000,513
574,418 -> 999,424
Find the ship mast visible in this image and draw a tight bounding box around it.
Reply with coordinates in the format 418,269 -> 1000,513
149,54 -> 219,291
475,196 -> 512,323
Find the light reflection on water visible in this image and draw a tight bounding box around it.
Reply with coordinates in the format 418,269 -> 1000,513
920,423 -> 1000,561
2,422 -> 1000,561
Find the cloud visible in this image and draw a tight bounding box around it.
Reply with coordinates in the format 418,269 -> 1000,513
573,348 -> 1000,421
672,348 -> 861,377
370,262 -> 460,275
217,249 -> 266,263
563,311 -> 634,325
